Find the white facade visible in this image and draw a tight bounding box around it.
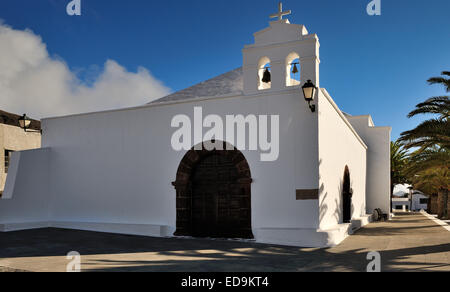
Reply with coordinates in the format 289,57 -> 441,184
392,185 -> 429,212
392,198 -> 411,212
346,115 -> 391,215
0,11 -> 390,247
412,193 -> 429,211
392,192 -> 428,212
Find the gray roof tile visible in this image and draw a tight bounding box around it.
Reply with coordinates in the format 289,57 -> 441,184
151,67 -> 243,104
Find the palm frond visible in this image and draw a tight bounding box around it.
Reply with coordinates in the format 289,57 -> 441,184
407,96 -> 450,119
427,71 -> 450,92
406,148 -> 450,175
399,119 -> 450,150
410,166 -> 450,194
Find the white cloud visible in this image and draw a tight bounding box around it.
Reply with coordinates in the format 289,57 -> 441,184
0,23 -> 171,119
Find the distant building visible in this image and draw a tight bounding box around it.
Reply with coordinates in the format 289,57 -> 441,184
392,197 -> 411,212
392,184 -> 429,212
411,192 -> 429,211
0,110 -> 41,197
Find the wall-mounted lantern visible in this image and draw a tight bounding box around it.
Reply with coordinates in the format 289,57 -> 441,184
302,80 -> 317,113
18,114 -> 41,133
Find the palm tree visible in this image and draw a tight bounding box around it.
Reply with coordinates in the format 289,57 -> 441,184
411,168 -> 449,217
405,147 -> 449,216
390,141 -> 410,211
407,96 -> 449,118
399,72 -> 449,151
412,168 -> 447,196
400,71 -> 450,218
391,141 -> 409,195
399,118 -> 450,151
406,147 -> 450,175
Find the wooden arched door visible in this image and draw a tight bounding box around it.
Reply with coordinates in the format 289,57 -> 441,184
173,142 -> 253,239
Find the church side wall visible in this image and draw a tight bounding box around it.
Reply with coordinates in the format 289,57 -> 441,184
317,90 -> 368,230
347,116 -> 391,215
40,90 -> 319,236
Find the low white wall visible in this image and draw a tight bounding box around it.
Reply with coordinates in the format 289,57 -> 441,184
317,89 -> 368,230
347,116 -> 391,215
392,198 -> 410,211
0,148 -> 50,227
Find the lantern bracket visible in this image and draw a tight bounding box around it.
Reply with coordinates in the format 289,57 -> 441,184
307,101 -> 316,113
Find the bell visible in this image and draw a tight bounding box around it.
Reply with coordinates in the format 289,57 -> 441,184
292,63 -> 299,74
262,68 -> 271,83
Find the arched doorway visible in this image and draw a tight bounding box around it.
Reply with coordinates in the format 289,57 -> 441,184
172,141 -> 253,239
342,166 -> 352,223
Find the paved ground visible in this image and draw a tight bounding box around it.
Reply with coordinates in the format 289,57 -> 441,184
0,213 -> 449,272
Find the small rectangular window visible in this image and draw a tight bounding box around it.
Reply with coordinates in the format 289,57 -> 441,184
4,150 -> 13,173
420,198 -> 428,204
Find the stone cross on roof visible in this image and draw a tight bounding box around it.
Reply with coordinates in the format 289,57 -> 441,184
269,2 -> 291,21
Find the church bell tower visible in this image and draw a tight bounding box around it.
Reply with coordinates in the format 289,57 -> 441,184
242,2 -> 320,95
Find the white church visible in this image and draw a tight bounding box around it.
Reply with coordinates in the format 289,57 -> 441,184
0,4 -> 391,247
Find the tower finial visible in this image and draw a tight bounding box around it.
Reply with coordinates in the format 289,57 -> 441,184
269,2 -> 291,21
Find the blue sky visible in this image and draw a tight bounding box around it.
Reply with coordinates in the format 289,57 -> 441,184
0,0 -> 449,140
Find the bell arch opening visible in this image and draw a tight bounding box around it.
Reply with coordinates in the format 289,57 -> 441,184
258,56 -> 272,91
286,52 -> 300,87
172,141 -> 254,239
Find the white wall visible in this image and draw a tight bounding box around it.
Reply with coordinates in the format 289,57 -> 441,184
0,148 -> 50,227
317,89 -> 368,230
253,21 -> 308,46
4,88 -> 319,234
392,198 -> 410,211
347,116 -> 391,215
412,194 -> 428,211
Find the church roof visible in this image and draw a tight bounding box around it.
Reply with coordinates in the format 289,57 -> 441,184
151,67 -> 243,104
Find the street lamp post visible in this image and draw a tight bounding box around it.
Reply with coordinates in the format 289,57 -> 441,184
18,114 -> 41,134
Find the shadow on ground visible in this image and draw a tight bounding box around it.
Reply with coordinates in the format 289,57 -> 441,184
0,213 -> 449,272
